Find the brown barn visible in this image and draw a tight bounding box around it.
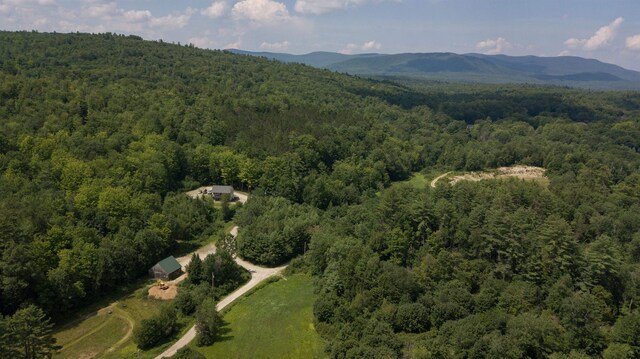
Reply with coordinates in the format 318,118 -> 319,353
149,256 -> 183,280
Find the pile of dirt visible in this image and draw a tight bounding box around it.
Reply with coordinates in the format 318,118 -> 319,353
148,284 -> 178,300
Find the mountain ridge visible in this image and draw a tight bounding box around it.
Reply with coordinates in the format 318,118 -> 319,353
227,49 -> 640,89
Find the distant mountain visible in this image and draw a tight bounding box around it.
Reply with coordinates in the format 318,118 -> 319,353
227,50 -> 640,89
229,50 -> 378,68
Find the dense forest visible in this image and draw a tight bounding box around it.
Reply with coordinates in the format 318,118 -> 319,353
1,31 -> 640,358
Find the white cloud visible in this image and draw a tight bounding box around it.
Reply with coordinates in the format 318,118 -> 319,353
225,39 -> 243,49
558,50 -> 571,56
232,0 -> 291,23
339,40 -> 381,54
0,0 -> 197,39
476,37 -> 511,55
565,17 -> 624,51
294,0 -> 367,15
564,37 -> 585,49
259,40 -> 290,50
626,34 -> 640,51
362,40 -> 381,51
201,1 -> 226,18
82,2 -> 116,18
149,13 -> 191,29
338,43 -> 358,54
123,9 -> 152,22
4,0 -> 55,5
189,36 -> 213,48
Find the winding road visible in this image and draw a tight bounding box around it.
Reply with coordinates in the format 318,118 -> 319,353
430,172 -> 452,188
155,190 -> 287,359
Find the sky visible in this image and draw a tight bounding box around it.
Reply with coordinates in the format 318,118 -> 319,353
2,0 -> 640,70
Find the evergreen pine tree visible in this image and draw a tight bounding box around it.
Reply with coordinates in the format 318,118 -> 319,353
187,253 -> 204,285
195,298 -> 221,346
6,305 -> 59,359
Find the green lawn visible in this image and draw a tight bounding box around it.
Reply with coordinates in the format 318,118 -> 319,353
193,274 -> 327,359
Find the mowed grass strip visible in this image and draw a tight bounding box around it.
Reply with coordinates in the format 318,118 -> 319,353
194,273 -> 326,359
54,314 -> 128,359
53,284 -> 167,359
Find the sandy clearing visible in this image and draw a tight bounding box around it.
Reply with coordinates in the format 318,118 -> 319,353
148,284 -> 178,300
449,165 -> 546,185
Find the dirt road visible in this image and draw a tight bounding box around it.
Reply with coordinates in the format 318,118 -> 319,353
170,190 -> 248,284
155,225 -> 287,359
171,243 -> 217,285
430,172 -> 452,188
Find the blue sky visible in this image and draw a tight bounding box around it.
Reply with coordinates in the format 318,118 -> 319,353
2,0 -> 640,70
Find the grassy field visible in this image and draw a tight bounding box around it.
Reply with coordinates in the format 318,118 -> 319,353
402,172 -> 429,189
193,274 -> 326,359
53,282 -> 169,359
54,309 -> 129,359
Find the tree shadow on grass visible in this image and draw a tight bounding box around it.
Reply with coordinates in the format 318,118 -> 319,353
215,318 -> 234,343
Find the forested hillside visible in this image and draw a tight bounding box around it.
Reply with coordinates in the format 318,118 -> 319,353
1,31 -> 640,358
0,31 -> 427,318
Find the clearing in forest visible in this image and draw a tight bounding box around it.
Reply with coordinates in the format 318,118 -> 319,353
193,274 -> 326,359
431,166 -> 547,187
53,286 -> 164,359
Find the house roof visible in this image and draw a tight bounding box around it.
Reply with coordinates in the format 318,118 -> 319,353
155,256 -> 182,274
210,185 -> 234,194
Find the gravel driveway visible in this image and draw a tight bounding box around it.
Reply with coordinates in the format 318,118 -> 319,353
155,223 -> 288,358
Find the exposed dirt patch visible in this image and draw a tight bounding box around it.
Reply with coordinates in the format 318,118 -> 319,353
148,283 -> 178,300
449,165 -> 547,185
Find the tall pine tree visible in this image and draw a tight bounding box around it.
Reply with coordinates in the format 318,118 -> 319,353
187,253 -> 204,285
5,305 -> 58,359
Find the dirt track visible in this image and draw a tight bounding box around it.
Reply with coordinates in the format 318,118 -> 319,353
430,172 -> 452,188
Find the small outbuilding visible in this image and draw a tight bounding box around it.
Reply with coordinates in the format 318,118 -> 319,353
210,185 -> 235,201
149,256 -> 183,280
